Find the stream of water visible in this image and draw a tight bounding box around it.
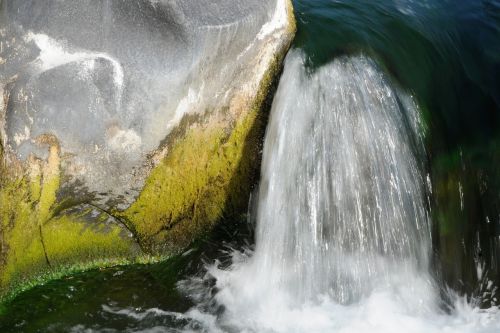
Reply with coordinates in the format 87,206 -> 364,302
171,50 -> 499,333
1,0 -> 499,332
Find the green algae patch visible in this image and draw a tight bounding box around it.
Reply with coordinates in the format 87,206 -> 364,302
0,176 -> 45,289
0,254 -> 168,307
122,90 -> 270,254
286,0 -> 297,35
0,177 -> 143,300
42,215 -> 139,268
121,40 -> 295,254
0,139 -> 142,299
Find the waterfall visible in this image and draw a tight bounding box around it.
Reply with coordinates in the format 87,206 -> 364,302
178,51 -> 500,333
252,51 -> 432,305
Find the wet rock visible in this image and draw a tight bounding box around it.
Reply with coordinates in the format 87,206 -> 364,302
0,0 -> 295,294
1,0 -> 292,203
432,140 -> 500,307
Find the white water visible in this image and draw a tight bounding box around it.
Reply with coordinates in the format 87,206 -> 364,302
248,51 -> 432,306
173,51 -> 500,333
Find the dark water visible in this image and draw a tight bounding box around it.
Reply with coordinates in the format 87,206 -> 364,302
294,0 -> 499,146
1,0 -> 500,331
0,217 -> 254,332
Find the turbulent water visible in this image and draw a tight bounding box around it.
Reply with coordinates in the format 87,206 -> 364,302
169,51 -> 499,333
248,52 -> 431,305
41,53 -> 497,333
67,50 -> 499,333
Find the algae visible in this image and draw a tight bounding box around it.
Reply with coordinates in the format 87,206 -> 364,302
0,0 -> 296,300
0,139 -> 141,300
121,55 -> 290,254
121,1 -> 296,254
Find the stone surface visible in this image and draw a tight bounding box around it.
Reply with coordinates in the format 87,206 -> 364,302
1,0 -> 291,205
0,0 -> 295,295
431,139 -> 500,307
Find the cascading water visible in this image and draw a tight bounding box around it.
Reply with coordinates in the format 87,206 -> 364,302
250,51 -> 432,305
177,51 -> 500,333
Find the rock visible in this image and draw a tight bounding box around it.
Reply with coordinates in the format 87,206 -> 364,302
0,0 -> 295,294
432,140 -> 500,306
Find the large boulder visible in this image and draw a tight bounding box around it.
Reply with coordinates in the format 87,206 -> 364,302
0,0 -> 295,295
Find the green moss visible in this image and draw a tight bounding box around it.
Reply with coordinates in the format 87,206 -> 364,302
42,215 -> 137,266
0,177 -> 43,288
28,167 -> 42,203
0,144 -> 142,299
121,96 -> 265,253
37,170 -> 59,224
286,0 -> 297,35
121,25 -> 295,254
0,254 -> 167,306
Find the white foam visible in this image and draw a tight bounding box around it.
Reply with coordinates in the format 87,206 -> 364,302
175,247 -> 500,333
101,304 -> 182,321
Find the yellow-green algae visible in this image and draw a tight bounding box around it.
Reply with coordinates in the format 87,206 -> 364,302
0,138 -> 142,302
0,1 -> 296,301
120,5 -> 296,254
121,61 -> 286,253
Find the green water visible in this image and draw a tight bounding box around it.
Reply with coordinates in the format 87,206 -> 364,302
1,0 -> 499,331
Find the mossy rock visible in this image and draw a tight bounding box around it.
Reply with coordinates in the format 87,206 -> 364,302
119,6 -> 297,253
0,140 -> 142,301
0,0 -> 296,299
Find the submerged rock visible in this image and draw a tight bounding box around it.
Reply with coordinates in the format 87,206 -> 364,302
0,0 -> 295,294
432,140 -> 500,306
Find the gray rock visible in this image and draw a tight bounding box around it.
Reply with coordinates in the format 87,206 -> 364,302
0,0 -> 291,205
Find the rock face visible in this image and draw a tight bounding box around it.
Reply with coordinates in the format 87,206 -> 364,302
0,0 -> 295,294
432,141 -> 500,307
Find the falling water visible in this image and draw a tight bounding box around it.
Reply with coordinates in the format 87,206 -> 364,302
252,51 -> 431,305
176,51 -> 500,333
